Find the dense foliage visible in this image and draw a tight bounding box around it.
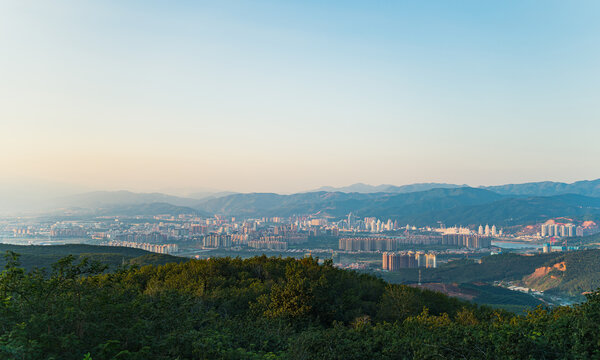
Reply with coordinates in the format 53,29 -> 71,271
382,250 -> 600,300
380,252 -> 560,285
1,253 -> 600,359
0,244 -> 182,271
528,249 -> 600,296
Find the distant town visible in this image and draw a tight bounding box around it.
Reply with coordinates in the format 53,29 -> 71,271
2,211 -> 598,274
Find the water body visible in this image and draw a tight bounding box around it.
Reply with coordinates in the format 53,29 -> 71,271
0,237 -> 91,246
492,241 -> 542,250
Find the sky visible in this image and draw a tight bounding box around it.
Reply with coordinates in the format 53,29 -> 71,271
1,0 -> 599,195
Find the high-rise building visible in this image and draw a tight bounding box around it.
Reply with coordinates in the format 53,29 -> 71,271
541,224 -> 548,237
382,252 -> 389,270
425,253 -> 437,268
416,251 -> 427,268
560,225 -> 567,237
567,224 -> 575,237
491,225 -> 497,237
347,213 -> 355,228
478,225 -> 484,235
382,252 -> 420,271
484,224 -> 490,236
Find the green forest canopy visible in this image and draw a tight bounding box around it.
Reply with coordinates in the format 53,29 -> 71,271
1,252 -> 600,359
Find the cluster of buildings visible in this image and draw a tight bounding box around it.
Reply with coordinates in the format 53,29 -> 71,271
248,240 -> 288,250
106,241 -> 179,254
541,243 -> 580,253
202,234 -> 233,248
540,223 -> 576,238
50,225 -> 88,238
382,251 -> 437,271
537,221 -> 600,239
434,224 -> 502,238
339,234 -> 491,252
477,224 -> 502,237
330,213 -> 419,233
7,211 -> 600,265
199,232 -> 307,250
259,234 -> 308,244
113,231 -> 169,243
441,234 -> 492,249
339,237 -> 400,251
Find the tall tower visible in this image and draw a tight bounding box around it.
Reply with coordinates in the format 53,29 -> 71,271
541,224 -> 547,237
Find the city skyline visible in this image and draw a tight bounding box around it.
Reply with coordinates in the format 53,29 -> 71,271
2,1 -> 600,194
3,2 -> 600,357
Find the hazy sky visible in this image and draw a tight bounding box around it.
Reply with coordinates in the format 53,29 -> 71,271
2,1 -> 599,194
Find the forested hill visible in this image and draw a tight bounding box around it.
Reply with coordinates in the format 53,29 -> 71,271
384,250 -> 600,298
194,188 -> 600,225
195,187 -> 504,218
482,179 -> 600,197
521,249 -> 600,296
1,253 -> 600,359
0,244 -> 182,270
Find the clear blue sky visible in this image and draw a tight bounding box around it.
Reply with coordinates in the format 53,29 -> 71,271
1,1 -> 599,194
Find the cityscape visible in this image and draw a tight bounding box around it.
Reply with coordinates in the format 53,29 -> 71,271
3,206 -> 598,273
2,0 -> 600,358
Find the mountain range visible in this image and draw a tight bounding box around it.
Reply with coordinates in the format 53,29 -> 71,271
194,188 -> 600,226
195,187 -> 504,219
5,179 -> 600,226
311,182 -> 465,194
316,179 -> 600,197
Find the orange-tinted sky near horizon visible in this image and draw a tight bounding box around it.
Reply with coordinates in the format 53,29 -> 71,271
2,1 -> 599,194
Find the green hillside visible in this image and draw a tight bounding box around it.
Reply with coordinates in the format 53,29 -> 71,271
382,250 -> 600,299
570,232 -> 600,246
462,282 -> 544,312
0,244 -> 182,270
1,253 -> 600,359
382,252 -> 562,284
410,282 -> 544,313
521,250 -> 600,296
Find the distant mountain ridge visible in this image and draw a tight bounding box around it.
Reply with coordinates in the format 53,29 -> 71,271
13,179 -> 600,226
402,193 -> 600,227
312,182 -> 465,194
53,190 -> 200,208
195,189 -> 600,225
187,191 -> 237,200
482,179 -> 600,197
196,187 -> 505,219
313,179 -> 600,197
